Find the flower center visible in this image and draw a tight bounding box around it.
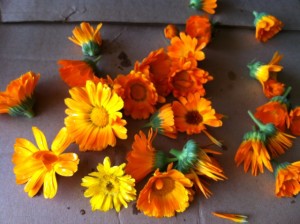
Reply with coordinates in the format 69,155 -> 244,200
130,83 -> 147,101
33,151 -> 58,170
153,177 -> 175,196
90,106 -> 109,127
185,110 -> 203,125
106,181 -> 114,191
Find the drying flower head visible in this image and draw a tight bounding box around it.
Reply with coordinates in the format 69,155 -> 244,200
275,161 -> 300,197
145,104 -> 177,139
12,127 -> 79,198
189,0 -> 217,14
164,24 -> 178,39
58,58 -> 101,87
248,51 -> 284,98
0,71 -> 40,118
185,15 -> 212,45
69,22 -> 103,57
254,87 -> 291,131
289,107 -> 300,136
64,81 -> 127,151
212,212 -> 248,223
253,11 -> 283,42
136,163 -> 193,218
126,129 -> 169,182
114,70 -> 158,119
81,157 -> 136,212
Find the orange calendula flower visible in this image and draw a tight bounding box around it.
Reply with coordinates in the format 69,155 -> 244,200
172,92 -> 222,135
168,32 -> 206,63
185,15 -> 212,45
289,107 -> 300,136
189,0 -> 217,14
164,24 -> 178,39
145,104 -> 177,139
114,70 -> 158,119
126,129 -> 169,182
275,161 -> 300,197
69,22 -> 103,57
253,11 -> 283,42
12,127 -> 79,199
248,51 -> 284,98
136,164 -> 193,218
64,81 -> 127,151
212,212 -> 248,223
254,87 -> 291,131
135,48 -> 172,103
0,71 -> 40,118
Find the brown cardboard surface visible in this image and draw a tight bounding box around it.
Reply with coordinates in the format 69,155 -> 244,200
1,2 -> 300,224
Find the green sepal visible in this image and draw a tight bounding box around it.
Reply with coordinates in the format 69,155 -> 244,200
247,61 -> 262,79
243,130 -> 266,143
189,0 -> 202,10
248,111 -> 277,136
82,41 -> 101,57
154,150 -> 169,171
145,112 -> 163,134
9,97 -> 35,118
270,86 -> 292,106
274,161 -> 290,178
253,11 -> 268,26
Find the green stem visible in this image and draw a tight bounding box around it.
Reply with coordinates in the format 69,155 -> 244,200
253,11 -> 258,17
166,157 -> 178,163
248,110 -> 265,130
282,86 -> 292,98
143,122 -> 152,128
23,109 -> 35,118
169,149 -> 181,158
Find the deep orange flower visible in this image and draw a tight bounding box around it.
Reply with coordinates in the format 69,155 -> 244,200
58,59 -> 101,87
289,107 -> 300,136
212,212 -> 248,223
189,0 -> 217,14
253,11 -> 283,42
275,161 -> 300,197
172,92 -> 222,135
185,15 -> 211,45
135,48 -> 172,103
114,70 -> 158,119
69,22 -> 102,56
167,32 -> 206,63
136,164 -> 193,218
164,24 -> 178,39
0,71 -> 40,118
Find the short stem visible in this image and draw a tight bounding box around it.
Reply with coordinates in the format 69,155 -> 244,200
93,55 -> 102,63
283,86 -> 292,98
169,149 -> 181,158
24,109 -> 34,118
253,11 -> 258,17
248,111 -> 265,130
143,122 -> 152,128
166,157 -> 178,163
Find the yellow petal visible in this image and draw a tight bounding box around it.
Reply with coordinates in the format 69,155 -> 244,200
43,170 -> 58,199
32,126 -> 49,150
51,127 -> 73,155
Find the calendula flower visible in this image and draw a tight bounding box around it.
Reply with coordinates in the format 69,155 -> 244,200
212,212 -> 248,223
0,71 -> 39,118
170,140 -> 226,198
235,130 -> 273,176
81,157 -> 136,212
58,58 -> 101,87
126,129 -> 169,182
189,0 -> 217,14
254,87 -> 291,131
69,22 -> 102,57
185,15 -> 212,45
12,127 -> 79,199
248,51 -> 284,98
136,163 -> 193,218
275,161 -> 300,197
65,81 -> 127,151
289,107 -> 300,136
172,92 -> 222,135
114,70 -> 158,119
145,104 -> 177,139
168,32 -> 206,64
135,48 -> 172,103
164,24 -> 178,39
249,111 -> 294,158
253,11 -> 283,42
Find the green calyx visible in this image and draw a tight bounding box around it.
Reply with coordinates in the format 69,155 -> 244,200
247,61 -> 262,79
274,161 -> 290,178
270,86 -> 292,106
82,41 -> 101,57
253,11 -> 268,26
170,139 -> 199,173
243,129 -> 266,143
154,151 -> 170,171
189,0 -> 202,10
84,56 -> 101,77
9,97 -> 35,118
248,111 -> 276,136
144,112 -> 162,133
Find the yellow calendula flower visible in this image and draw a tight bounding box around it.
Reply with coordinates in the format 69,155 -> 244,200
253,11 -> 283,42
64,81 -> 127,151
189,0 -> 217,14
12,127 -> 79,199
69,22 -> 103,56
212,212 -> 248,223
275,161 -> 300,197
81,157 -> 136,212
0,71 -> 40,118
